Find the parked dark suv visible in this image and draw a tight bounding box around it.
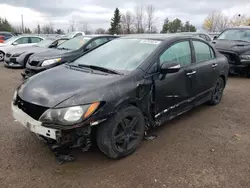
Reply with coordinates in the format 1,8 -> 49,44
12,34 -> 228,162
212,26 -> 250,77
22,35 -> 118,79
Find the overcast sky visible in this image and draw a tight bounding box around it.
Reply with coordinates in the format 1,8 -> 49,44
0,0 -> 250,32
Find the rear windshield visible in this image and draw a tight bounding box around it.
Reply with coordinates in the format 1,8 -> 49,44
35,39 -> 54,47
57,36 -> 90,50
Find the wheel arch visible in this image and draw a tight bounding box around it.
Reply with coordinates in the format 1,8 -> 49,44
219,74 -> 226,86
23,53 -> 33,65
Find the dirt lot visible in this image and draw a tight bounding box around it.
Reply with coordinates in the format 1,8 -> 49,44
0,63 -> 250,188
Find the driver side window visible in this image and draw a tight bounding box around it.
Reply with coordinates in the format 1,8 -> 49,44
160,41 -> 191,67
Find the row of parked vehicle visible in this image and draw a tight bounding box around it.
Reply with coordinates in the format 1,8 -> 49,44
5,26 -> 250,163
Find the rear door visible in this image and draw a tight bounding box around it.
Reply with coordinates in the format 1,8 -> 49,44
191,39 -> 220,105
29,37 -> 43,45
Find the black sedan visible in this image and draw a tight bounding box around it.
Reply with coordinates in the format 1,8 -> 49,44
22,35 -> 118,79
4,37 -> 69,68
212,26 -> 250,77
12,34 -> 229,161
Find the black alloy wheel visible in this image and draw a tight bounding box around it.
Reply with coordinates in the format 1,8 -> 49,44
96,106 -> 145,159
208,77 -> 225,105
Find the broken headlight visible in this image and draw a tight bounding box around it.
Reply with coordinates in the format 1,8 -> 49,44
39,102 -> 100,126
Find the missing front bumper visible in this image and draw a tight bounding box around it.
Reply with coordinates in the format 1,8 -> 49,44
12,104 -> 61,140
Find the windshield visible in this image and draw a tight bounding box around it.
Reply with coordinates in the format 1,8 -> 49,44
57,36 -> 90,50
217,29 -> 250,41
73,38 -> 161,72
4,36 -> 19,44
35,39 -> 54,47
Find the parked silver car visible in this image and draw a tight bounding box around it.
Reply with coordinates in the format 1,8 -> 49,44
0,35 -> 44,61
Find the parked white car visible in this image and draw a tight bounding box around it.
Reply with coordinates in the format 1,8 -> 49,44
0,35 -> 44,61
64,31 -> 85,38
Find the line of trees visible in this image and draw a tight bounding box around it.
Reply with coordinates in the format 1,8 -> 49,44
108,6 -> 197,35
109,5 -> 159,34
203,12 -> 250,32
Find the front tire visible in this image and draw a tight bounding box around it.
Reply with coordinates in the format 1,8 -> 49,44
208,77 -> 225,105
96,106 -> 145,159
0,51 -> 4,61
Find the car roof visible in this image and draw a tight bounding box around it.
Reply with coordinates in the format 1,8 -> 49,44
225,26 -> 250,29
121,33 -> 199,41
15,35 -> 44,38
78,35 -> 118,38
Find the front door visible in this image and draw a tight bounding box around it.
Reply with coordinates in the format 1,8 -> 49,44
154,40 -> 195,119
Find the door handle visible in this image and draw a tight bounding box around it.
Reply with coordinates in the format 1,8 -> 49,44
186,71 -> 196,76
212,63 -> 218,68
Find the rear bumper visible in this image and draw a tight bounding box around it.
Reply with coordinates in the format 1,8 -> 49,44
12,103 -> 61,140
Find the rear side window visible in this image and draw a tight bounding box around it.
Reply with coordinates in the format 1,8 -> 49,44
193,41 -> 215,62
74,33 -> 82,37
160,41 -> 191,67
30,37 -> 42,43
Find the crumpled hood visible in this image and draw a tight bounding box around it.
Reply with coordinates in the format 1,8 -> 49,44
212,40 -> 250,54
29,48 -> 74,61
17,65 -> 120,108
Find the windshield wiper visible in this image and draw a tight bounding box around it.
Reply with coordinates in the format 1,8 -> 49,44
77,64 -> 123,75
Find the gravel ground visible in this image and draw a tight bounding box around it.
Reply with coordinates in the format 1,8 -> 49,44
0,63 -> 250,188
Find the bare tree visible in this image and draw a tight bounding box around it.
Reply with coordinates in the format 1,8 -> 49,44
134,5 -> 145,33
79,21 -> 88,33
69,19 -> 75,32
203,12 -> 229,32
95,28 -> 106,34
146,5 -> 156,33
41,22 -> 54,34
121,11 -> 134,34
230,14 -> 249,26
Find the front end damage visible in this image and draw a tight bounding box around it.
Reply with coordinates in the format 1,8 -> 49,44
12,97 -> 99,164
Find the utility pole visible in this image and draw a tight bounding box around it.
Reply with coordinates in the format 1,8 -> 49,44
21,14 -> 24,33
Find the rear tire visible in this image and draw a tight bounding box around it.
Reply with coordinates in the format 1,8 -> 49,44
208,77 -> 225,105
96,106 -> 145,159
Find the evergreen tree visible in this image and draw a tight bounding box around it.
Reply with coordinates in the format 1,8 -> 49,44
0,17 -> 12,32
37,24 -> 41,34
109,8 -> 122,34
161,18 -> 169,33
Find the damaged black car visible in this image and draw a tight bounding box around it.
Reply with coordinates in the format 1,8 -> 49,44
12,34 -> 229,161
212,26 -> 250,77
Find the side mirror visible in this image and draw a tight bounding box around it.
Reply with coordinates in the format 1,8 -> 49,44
12,42 -> 18,45
84,47 -> 90,52
49,44 -> 57,48
160,62 -> 181,74
213,36 -> 217,40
